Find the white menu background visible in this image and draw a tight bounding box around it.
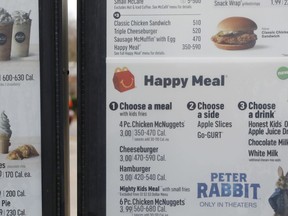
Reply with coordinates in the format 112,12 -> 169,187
0,0 -> 41,215
107,0 -> 288,57
107,1 -> 288,216
107,59 -> 288,216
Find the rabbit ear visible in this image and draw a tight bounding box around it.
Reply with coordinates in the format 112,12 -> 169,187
278,166 -> 284,177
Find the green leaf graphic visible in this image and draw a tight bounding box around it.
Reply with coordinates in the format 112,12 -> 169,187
277,67 -> 288,80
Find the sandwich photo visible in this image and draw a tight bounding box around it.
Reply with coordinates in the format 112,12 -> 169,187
211,17 -> 257,50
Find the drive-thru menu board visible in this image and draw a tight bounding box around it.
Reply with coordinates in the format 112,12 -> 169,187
0,0 -> 41,215
108,1 -> 288,57
107,1 -> 288,216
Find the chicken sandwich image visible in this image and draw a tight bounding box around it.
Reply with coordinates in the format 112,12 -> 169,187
211,17 -> 257,50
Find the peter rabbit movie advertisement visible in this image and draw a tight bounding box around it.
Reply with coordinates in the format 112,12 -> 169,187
106,1 -> 288,216
0,0 -> 41,215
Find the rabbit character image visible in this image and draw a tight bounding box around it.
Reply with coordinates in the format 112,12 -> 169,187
269,166 -> 288,216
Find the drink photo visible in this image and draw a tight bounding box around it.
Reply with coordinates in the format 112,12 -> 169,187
0,8 -> 13,61
11,10 -> 32,57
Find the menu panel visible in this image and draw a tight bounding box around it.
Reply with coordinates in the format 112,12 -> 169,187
107,60 -> 288,216
108,1 -> 288,57
0,1 -> 41,215
106,1 -> 288,216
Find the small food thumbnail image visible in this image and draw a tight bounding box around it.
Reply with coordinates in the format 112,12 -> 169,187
211,17 -> 257,50
7,144 -> 39,160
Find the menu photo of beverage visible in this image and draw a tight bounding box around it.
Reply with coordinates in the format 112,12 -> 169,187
0,4 -> 38,61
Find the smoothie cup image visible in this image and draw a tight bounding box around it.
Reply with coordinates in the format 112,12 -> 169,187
0,111 -> 12,154
11,10 -> 32,57
0,8 -> 13,61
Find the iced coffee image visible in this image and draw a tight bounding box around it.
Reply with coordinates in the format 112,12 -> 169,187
0,8 -> 13,61
0,111 -> 12,154
11,10 -> 32,57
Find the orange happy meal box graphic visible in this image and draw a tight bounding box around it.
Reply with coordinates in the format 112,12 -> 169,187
113,67 -> 135,92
